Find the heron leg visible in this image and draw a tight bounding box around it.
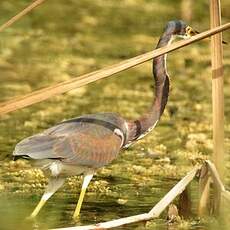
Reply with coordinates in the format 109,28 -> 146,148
73,172 -> 94,219
29,177 -> 65,218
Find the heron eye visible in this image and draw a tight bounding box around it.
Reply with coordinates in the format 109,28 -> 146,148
185,26 -> 194,36
186,27 -> 191,33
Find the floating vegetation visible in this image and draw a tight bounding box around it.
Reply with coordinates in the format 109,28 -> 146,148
0,0 -> 230,229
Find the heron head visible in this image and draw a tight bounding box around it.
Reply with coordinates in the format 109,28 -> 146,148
176,20 -> 227,44
165,20 -> 198,39
184,25 -> 199,38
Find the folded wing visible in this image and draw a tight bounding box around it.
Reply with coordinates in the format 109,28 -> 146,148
14,113 -> 126,168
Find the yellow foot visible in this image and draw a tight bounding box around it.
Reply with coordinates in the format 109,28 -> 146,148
72,215 -> 81,224
25,215 -> 36,221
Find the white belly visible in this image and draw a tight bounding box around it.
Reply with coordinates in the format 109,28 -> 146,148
36,160 -> 90,177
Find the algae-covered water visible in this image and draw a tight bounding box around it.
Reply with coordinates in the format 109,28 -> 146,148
0,0 -> 230,229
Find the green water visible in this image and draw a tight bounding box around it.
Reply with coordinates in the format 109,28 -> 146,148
0,0 -> 230,229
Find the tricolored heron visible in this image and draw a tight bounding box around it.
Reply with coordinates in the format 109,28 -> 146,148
13,20 -> 197,220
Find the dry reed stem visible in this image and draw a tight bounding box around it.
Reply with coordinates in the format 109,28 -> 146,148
198,163 -> 211,216
0,23 -> 229,116
210,0 -> 224,179
210,0 -> 224,214
205,161 -> 230,203
0,0 -> 46,33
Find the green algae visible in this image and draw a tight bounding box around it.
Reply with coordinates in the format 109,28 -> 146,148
0,0 -> 230,229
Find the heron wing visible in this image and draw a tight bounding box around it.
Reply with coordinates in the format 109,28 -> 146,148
14,113 -> 126,168
55,125 -> 122,167
13,134 -> 62,159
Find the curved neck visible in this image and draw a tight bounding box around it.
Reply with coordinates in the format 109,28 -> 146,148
126,31 -> 173,143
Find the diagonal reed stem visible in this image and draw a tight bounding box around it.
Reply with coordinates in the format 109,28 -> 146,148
0,23 -> 229,116
0,0 -> 46,33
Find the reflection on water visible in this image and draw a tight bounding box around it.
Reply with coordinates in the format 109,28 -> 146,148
0,0 -> 230,229
0,177 -> 200,229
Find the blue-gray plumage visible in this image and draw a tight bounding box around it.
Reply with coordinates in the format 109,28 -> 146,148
13,20 -> 198,219
15,113 -> 127,168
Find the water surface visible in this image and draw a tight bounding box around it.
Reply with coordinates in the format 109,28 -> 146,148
0,0 -> 230,229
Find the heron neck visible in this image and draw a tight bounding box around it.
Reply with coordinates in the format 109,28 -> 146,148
126,32 -> 172,143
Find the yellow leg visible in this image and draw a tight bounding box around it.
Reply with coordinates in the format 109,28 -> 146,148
30,199 -> 47,218
73,187 -> 87,219
29,177 -> 65,219
73,173 -> 94,219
